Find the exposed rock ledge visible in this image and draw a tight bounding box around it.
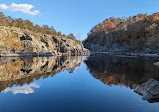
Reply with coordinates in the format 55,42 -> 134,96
0,26 -> 90,57
134,78 -> 159,103
91,52 -> 159,58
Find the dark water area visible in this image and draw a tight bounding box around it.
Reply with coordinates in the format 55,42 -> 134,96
0,54 -> 158,112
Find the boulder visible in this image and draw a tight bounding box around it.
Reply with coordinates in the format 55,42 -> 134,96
154,62 -> 159,67
134,78 -> 159,103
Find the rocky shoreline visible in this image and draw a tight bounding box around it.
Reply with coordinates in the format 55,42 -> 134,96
91,51 -> 159,58
0,51 -> 90,57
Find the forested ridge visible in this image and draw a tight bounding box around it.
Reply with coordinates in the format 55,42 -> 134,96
0,12 -> 76,40
84,12 -> 159,53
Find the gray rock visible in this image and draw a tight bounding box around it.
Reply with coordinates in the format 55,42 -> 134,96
154,62 -> 159,67
134,78 -> 159,103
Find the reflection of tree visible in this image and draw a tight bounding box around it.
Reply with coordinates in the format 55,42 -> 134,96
85,54 -> 159,89
0,56 -> 82,92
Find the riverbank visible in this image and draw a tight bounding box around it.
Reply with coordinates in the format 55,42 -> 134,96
0,50 -> 90,57
91,51 -> 159,58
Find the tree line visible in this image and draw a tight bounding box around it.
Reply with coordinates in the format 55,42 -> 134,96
0,12 -> 76,39
84,12 -> 159,50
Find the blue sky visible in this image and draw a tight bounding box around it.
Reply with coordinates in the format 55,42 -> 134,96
0,0 -> 159,40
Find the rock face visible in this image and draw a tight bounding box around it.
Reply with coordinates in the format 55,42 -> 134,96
134,78 -> 159,103
0,26 -> 90,56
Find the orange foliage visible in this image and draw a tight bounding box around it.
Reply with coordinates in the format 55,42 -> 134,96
137,14 -> 147,20
152,13 -> 159,21
107,22 -> 117,29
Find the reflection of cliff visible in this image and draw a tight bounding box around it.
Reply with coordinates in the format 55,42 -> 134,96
0,56 -> 82,92
84,54 -> 159,89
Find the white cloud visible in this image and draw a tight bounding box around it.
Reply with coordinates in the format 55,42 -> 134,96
3,83 -> 40,94
0,3 -> 40,15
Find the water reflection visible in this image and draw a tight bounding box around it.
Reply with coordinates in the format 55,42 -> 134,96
0,56 -> 82,93
0,54 -> 159,104
84,54 -> 159,89
4,83 -> 40,94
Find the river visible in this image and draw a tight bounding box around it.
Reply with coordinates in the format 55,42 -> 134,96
0,54 -> 158,112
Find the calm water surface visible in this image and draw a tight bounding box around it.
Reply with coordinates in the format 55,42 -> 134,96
0,54 -> 159,112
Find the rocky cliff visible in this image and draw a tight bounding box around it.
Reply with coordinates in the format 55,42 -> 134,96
0,26 -> 90,56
